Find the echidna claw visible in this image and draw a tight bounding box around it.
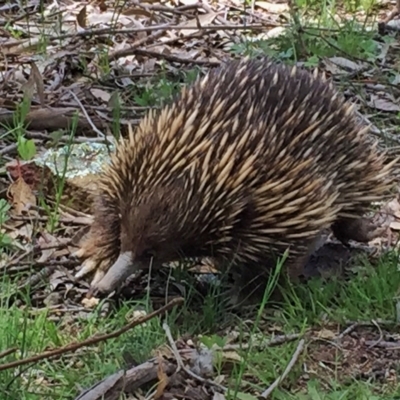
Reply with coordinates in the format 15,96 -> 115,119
91,251 -> 136,293
75,259 -> 97,278
71,248 -> 86,258
91,269 -> 106,287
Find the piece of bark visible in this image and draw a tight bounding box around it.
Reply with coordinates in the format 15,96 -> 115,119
0,107 -> 105,134
74,359 -> 177,400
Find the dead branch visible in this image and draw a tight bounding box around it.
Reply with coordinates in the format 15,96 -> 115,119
0,297 -> 184,372
163,322 -> 227,392
223,333 -> 301,350
109,48 -> 222,66
0,348 -> 18,360
261,339 -> 305,398
51,23 -> 270,41
74,347 -> 211,400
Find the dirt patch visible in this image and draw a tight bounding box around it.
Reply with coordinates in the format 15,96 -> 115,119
301,325 -> 400,390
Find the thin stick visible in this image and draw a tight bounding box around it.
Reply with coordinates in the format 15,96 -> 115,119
69,91 -> 106,138
0,348 -> 18,360
51,23 -> 272,41
0,297 -> 184,372
335,322 -> 358,342
162,322 -> 227,392
261,339 -> 305,398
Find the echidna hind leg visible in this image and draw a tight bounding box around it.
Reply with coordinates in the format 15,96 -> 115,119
331,216 -> 384,245
228,238 -> 321,306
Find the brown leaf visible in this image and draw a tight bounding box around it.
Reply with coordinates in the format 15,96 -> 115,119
213,393 -> 227,400
175,13 -> 218,36
98,0 -> 107,12
390,221 -> 400,231
317,328 -> 337,340
255,1 -> 289,13
7,176 -> 37,215
37,232 -> 61,263
90,88 -> 111,103
368,96 -> 400,112
20,70 -> 36,101
123,7 -> 153,18
154,356 -> 169,399
325,56 -> 365,72
82,296 -> 100,308
30,61 -> 45,106
77,6 -> 87,29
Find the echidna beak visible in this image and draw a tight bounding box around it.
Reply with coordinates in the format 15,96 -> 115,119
92,251 -> 136,293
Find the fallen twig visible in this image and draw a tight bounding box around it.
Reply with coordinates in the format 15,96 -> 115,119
367,319 -> 384,349
364,340 -> 400,349
344,319 -> 395,326
112,48 -> 222,66
69,91 -> 106,139
6,258 -> 79,269
10,214 -> 91,225
163,321 -> 227,392
261,339 -> 305,398
335,322 -> 358,342
223,333 -> 301,350
51,23 -> 271,41
0,348 -> 18,360
75,357 -> 178,400
0,297 -> 184,372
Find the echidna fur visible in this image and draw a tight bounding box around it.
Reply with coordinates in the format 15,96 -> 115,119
75,57 -> 397,294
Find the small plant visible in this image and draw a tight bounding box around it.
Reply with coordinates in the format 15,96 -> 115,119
132,67 -> 201,108
0,199 -> 12,249
200,334 -> 228,349
17,135 -> 36,161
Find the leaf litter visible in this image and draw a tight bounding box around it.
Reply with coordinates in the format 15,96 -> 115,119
1,0 -> 400,398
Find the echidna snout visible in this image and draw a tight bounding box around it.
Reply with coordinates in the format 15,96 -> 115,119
91,252 -> 136,292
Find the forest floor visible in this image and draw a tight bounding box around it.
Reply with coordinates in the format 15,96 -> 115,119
1,0 -> 400,399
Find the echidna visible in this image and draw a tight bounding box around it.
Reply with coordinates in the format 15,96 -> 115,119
74,57 -> 397,296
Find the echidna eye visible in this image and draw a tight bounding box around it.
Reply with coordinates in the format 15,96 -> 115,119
143,249 -> 156,259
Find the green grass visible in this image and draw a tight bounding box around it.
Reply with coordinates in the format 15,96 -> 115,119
1,0 -> 400,398
1,250 -> 399,399
279,251 -> 400,327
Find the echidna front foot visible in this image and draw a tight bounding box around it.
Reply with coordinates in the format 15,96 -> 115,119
227,253 -> 310,308
228,271 -> 272,308
284,235 -> 327,282
74,229 -> 116,283
332,217 -> 384,245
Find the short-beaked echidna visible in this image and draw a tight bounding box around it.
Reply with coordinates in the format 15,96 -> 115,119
75,57 -> 397,295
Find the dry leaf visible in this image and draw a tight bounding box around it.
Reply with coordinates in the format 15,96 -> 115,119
30,61 -> 45,106
82,296 -> 100,308
255,1 -> 289,13
36,233 -> 60,263
221,350 -> 243,363
317,328 -> 337,340
327,56 -> 365,72
176,13 -> 218,36
90,88 -> 111,102
98,0 -> 107,12
213,392 -> 227,400
154,356 -> 169,399
390,221 -> 400,230
20,70 -> 36,100
77,6 -> 87,29
7,176 -> 37,215
9,224 -> 34,242
368,96 -> 400,112
123,7 -> 153,18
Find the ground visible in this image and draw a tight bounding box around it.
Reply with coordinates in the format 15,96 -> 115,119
1,0 -> 400,399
